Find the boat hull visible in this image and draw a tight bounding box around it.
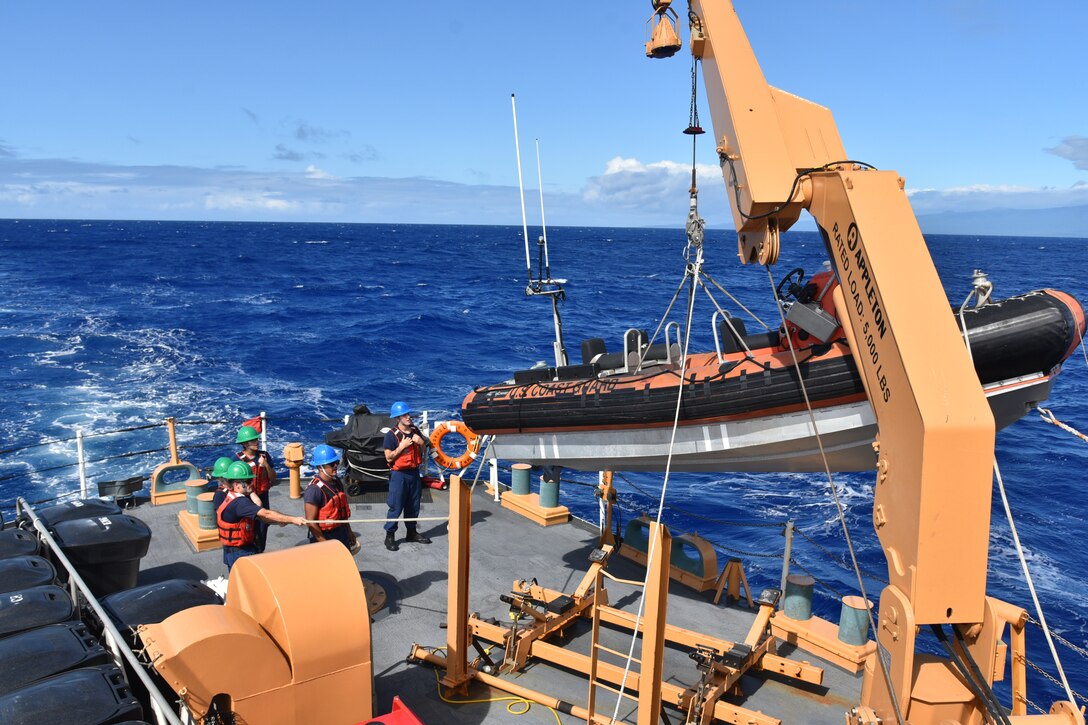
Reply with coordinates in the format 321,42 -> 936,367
485,373 -> 1054,472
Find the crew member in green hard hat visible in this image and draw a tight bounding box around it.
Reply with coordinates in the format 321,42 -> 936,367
216,461 -> 306,573
235,424 -> 277,553
382,402 -> 431,551
208,456 -> 233,493
304,444 -> 357,553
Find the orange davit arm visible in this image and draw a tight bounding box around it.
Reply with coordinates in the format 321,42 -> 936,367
643,1 -> 1081,722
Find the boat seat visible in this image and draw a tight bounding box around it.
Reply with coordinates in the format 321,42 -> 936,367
555,363 -> 599,381
594,352 -> 625,370
719,318 -> 780,354
744,330 -> 781,350
581,338 -> 606,365
513,367 -> 556,385
719,318 -> 748,354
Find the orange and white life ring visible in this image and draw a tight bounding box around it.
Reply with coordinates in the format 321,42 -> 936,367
429,421 -> 481,470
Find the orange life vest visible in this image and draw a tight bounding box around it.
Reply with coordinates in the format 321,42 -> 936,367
390,427 -> 423,471
238,451 -> 271,495
308,475 -> 351,531
217,492 -> 256,548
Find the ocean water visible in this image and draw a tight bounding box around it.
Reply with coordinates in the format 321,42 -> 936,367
1,219 -> 1085,709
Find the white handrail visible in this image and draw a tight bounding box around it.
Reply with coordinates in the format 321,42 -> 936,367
16,497 -> 186,725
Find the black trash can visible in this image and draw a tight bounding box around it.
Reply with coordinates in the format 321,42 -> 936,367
0,622 -> 112,696
51,515 -> 151,596
0,664 -> 143,724
103,579 -> 221,631
0,556 -> 56,594
35,498 -> 122,528
0,529 -> 38,560
0,585 -> 75,639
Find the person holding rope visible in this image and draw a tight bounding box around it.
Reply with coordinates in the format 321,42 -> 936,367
217,461 -> 306,573
382,401 -> 431,551
304,444 -> 358,553
235,424 -> 277,553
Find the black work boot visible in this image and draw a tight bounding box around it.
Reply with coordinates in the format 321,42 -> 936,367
405,531 -> 431,544
384,532 -> 399,551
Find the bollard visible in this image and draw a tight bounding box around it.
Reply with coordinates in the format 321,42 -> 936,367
283,442 -> 305,500
184,480 -> 207,515
837,595 -> 873,646
196,492 -> 217,530
783,574 -> 815,621
511,463 -> 531,495
539,478 -> 559,508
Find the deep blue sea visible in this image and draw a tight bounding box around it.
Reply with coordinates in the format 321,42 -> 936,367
1,219 -> 1085,709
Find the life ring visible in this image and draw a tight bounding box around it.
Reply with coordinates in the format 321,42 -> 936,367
429,421 -> 480,470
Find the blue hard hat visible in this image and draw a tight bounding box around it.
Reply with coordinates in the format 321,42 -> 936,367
390,401 -> 412,418
310,444 -> 342,467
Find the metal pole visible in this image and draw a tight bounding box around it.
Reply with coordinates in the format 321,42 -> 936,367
165,417 -> 180,465
780,520 -> 794,604
76,429 -> 88,499
259,410 -> 267,451
598,471 -> 606,535
490,458 -> 500,502
421,411 -> 430,477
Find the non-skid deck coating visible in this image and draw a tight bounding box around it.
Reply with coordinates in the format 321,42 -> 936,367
128,482 -> 863,724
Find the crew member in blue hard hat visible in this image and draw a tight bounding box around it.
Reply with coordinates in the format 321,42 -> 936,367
304,444 -> 357,553
235,424 -> 277,553
217,461 -> 305,573
382,402 -> 431,551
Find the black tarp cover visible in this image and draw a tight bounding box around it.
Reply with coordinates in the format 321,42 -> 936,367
324,404 -> 394,491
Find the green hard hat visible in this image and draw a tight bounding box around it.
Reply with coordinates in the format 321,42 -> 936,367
225,461 -> 255,481
211,457 -> 233,478
235,425 -> 260,444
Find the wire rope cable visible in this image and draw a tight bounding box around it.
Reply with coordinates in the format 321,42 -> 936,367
763,264 -> 905,725
608,242 -> 703,725
960,290 -> 1077,706
993,458 -> 1077,706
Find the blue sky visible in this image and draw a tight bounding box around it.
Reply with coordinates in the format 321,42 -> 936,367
2,1 -> 1086,232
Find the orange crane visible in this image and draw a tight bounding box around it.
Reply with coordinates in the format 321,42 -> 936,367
645,1 -> 1083,722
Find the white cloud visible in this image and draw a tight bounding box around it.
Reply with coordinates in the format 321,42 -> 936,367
304,164 -> 335,180
203,193 -> 298,212
1046,136 -> 1088,171
0,153 -> 1085,235
907,181 -> 1088,214
583,156 -> 729,222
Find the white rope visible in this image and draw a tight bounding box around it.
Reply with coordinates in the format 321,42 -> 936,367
301,516 -> 448,525
608,244 -> 702,725
1037,406 -> 1088,444
961,291 -> 1077,706
992,459 -> 1077,705
1077,316 -> 1088,370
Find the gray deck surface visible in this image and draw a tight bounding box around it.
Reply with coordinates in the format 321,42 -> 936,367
127,481 -> 863,724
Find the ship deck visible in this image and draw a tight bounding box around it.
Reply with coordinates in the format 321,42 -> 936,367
127,480 -> 864,724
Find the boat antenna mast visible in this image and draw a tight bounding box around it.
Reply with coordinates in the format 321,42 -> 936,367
511,93 -> 569,368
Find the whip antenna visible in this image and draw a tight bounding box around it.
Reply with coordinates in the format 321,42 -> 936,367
535,138 -> 552,280
511,94 -> 532,286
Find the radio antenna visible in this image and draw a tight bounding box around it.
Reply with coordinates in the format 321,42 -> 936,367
509,95 -> 568,368
511,94 -> 532,287
535,138 -> 552,281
